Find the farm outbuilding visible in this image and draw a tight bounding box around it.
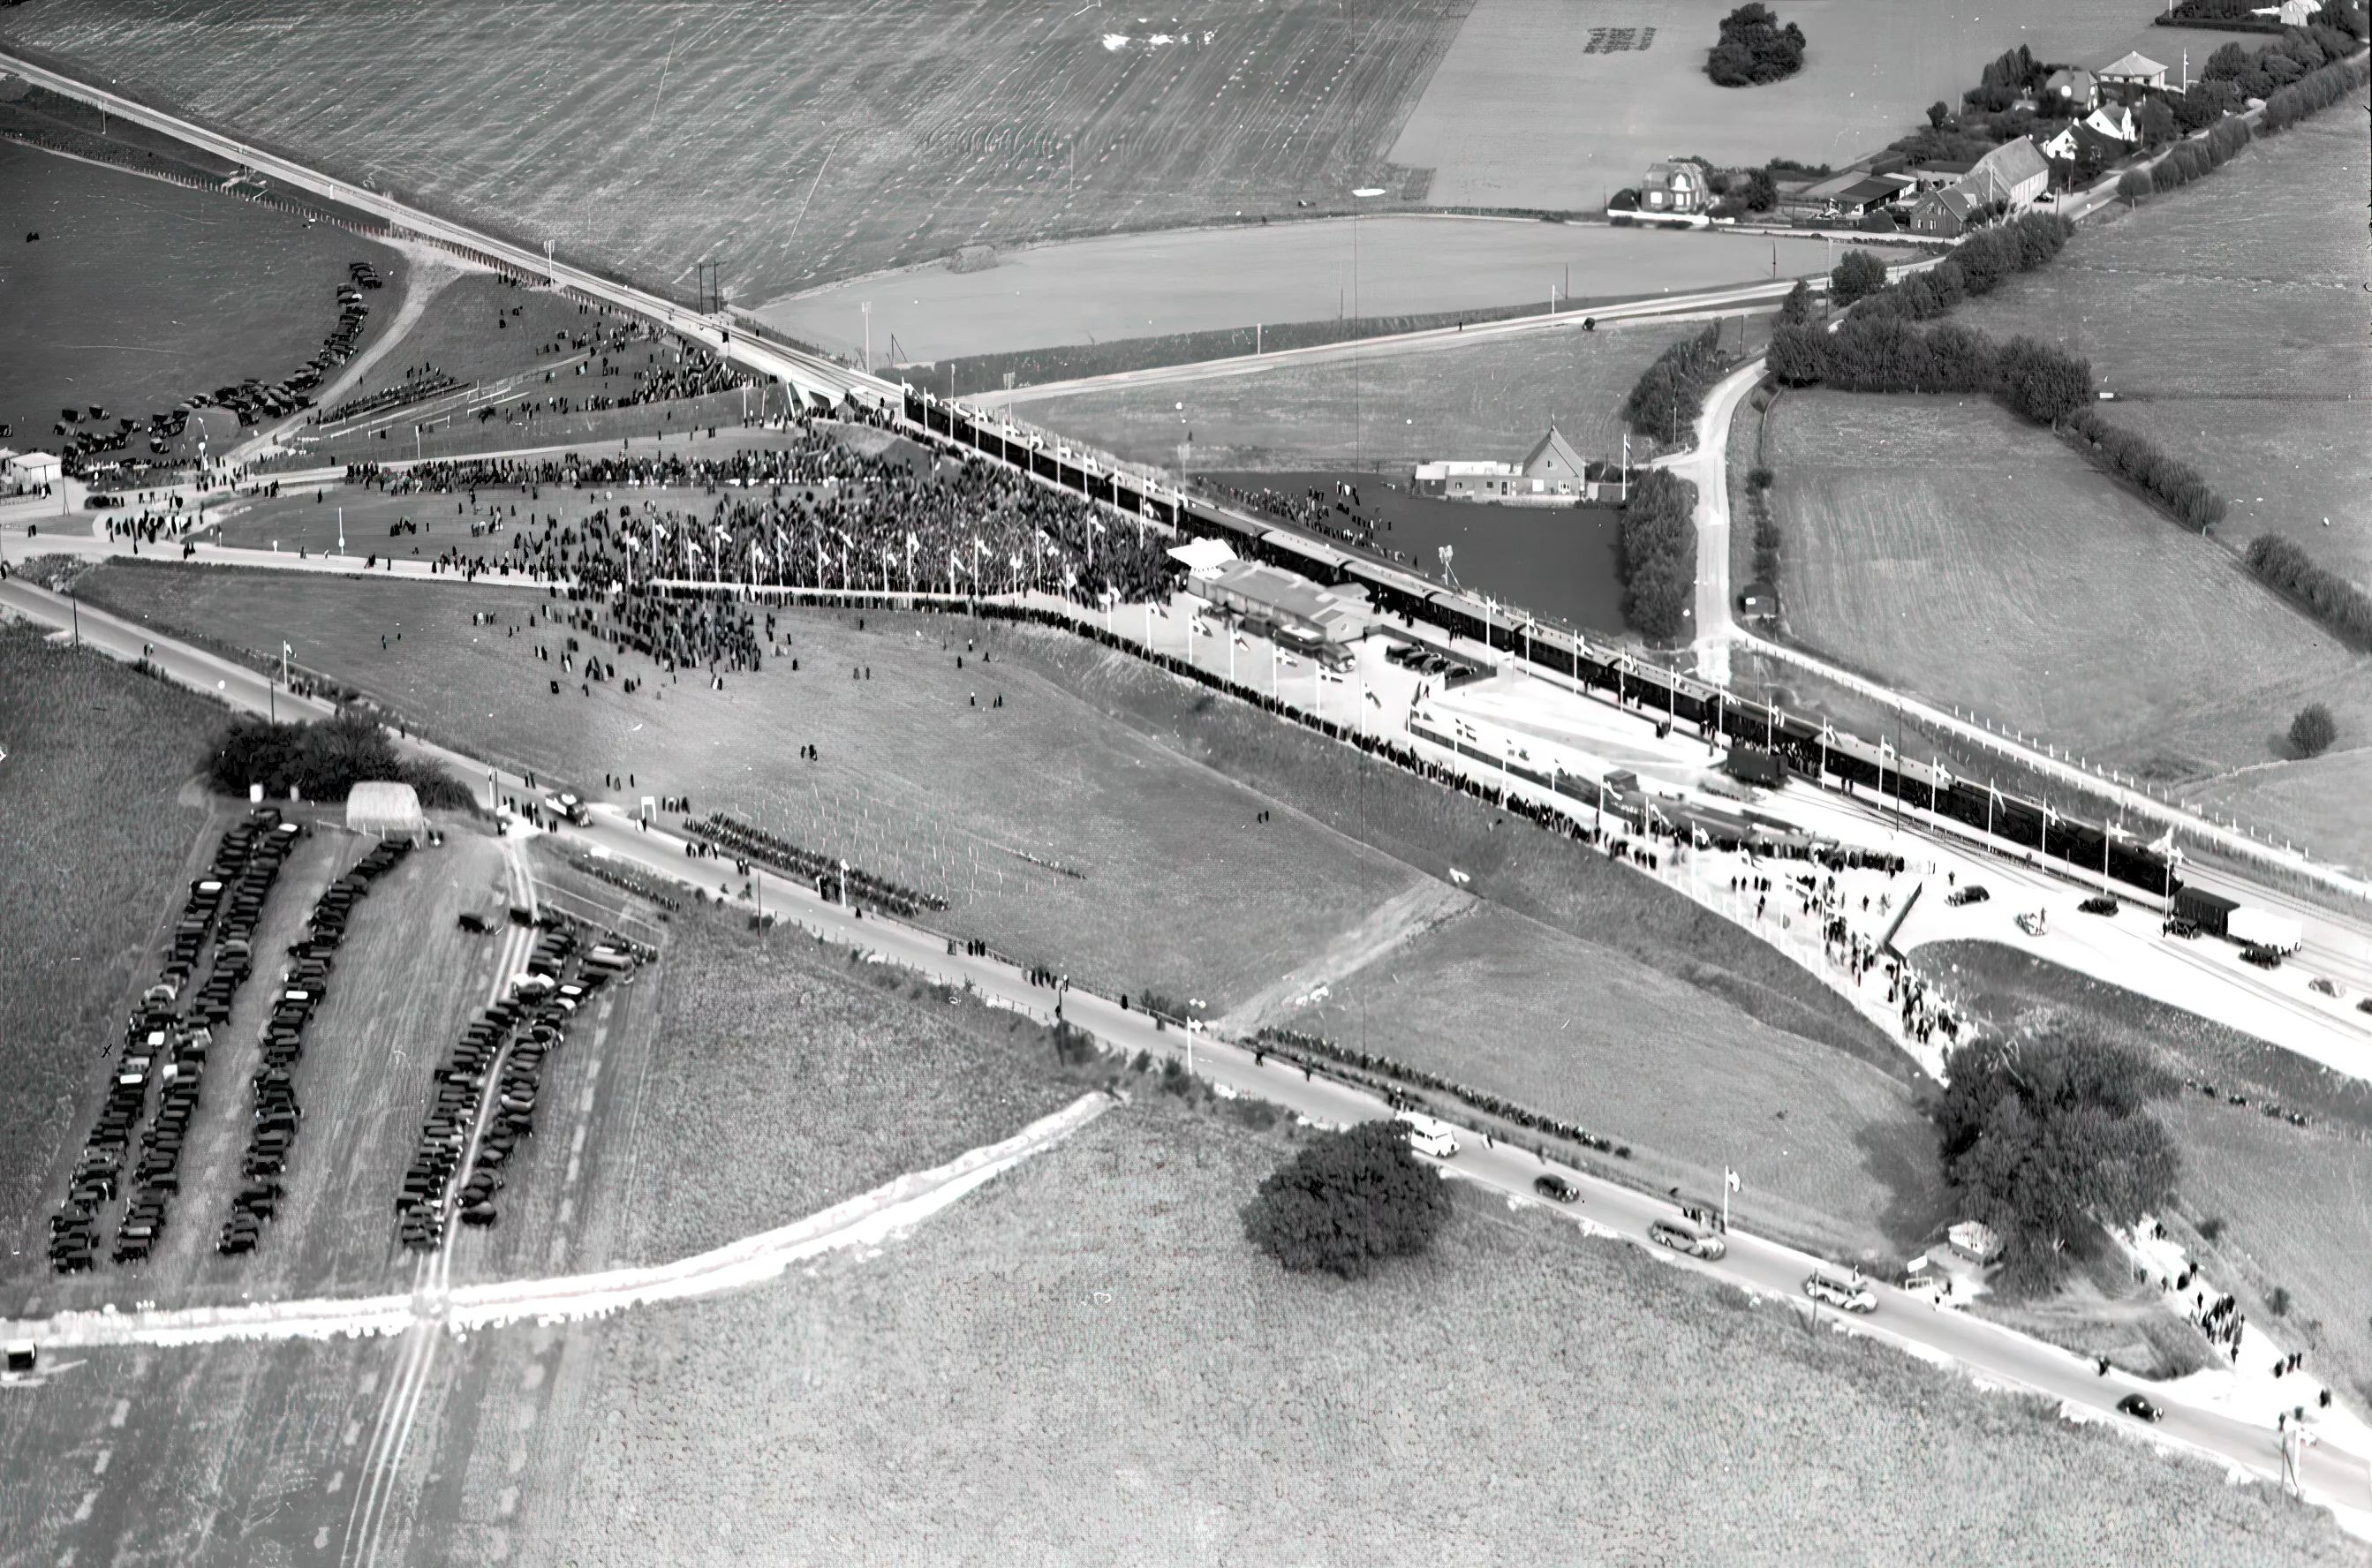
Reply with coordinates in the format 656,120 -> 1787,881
346,780 -> 427,841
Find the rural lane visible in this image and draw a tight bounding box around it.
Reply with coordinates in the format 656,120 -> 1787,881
5,579 -> 2369,1536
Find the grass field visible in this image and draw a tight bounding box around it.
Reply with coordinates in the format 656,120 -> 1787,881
5,0 -> 1464,299
0,623 -> 224,1267
67,563 -> 1428,1014
593,893 -> 1084,1269
1022,312 -> 1760,473
1922,939 -> 2372,1417
486,1094 -> 2366,1565
0,139 -> 401,449
1390,0 -> 2236,207
1298,901 -> 1947,1262
1763,389 -> 2372,788
768,219 -> 1877,362
1953,89 -> 2372,587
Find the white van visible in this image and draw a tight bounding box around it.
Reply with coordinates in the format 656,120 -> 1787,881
1394,1112 -> 1460,1159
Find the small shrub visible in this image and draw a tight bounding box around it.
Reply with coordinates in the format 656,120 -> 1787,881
1241,1119 -> 1451,1278
2199,1216 -> 2226,1242
1747,467 -> 1774,491
2288,704 -> 2337,758
2269,1285 -> 2293,1317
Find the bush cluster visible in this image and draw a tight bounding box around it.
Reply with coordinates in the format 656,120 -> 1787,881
2246,534 -> 2372,648
1623,323 -> 1726,446
1937,1026 -> 2180,1294
2289,704 -> 2338,759
1706,3 -> 1807,87
1241,1119 -> 1451,1279
1747,468 -> 1781,584
205,711 -> 473,809
2205,19 -> 2368,106
1829,250 -> 1889,306
1617,470 -> 1698,641
2066,408 -> 2226,531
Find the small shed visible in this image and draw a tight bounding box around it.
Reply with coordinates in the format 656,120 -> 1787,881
4,450 -> 62,493
1738,580 -> 1780,621
1947,1220 -> 2003,1263
346,780 -> 426,841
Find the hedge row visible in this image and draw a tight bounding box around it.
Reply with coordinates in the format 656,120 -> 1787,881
1617,470 -> 1698,641
206,711 -> 474,809
1842,213 -> 2074,326
2067,408 -> 2227,531
2261,50 -> 2372,133
1771,316 -> 2095,426
2246,534 -> 2372,648
2122,116 -> 2255,200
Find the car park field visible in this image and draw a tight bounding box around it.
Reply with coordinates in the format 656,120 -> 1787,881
1762,390 -> 2371,796
4,0 -> 1463,299
0,139 -> 403,457
0,622 -> 223,1269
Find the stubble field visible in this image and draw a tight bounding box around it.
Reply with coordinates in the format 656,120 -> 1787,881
1762,390 -> 2372,794
4,0 -> 1465,299
0,624 -> 223,1265
0,139 -> 400,449
1020,313 -> 1757,473
1952,91 -> 2372,586
492,1094 -> 2363,1566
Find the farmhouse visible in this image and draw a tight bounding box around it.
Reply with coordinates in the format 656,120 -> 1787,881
1412,426 -> 1617,502
2085,102 -> 2139,144
1909,187 -> 1986,237
1639,158 -> 1710,215
2095,51 -> 2169,96
2039,120 -> 2129,170
1962,138 -> 2050,210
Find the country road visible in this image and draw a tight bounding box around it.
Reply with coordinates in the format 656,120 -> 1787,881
4,578 -> 2368,1537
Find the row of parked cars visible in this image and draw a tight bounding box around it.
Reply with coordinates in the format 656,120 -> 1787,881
219,836 -> 412,1256
50,810 -> 301,1274
396,916 -> 644,1250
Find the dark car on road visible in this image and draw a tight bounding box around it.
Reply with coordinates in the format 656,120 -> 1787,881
2240,944 -> 2283,969
2116,1392 -> 2163,1422
1532,1174 -> 1580,1203
2079,895 -> 2119,916
1945,886 -> 1990,908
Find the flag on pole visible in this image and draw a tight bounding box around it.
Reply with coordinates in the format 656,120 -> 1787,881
2147,827 -> 2177,857
1725,1168 -> 1741,1193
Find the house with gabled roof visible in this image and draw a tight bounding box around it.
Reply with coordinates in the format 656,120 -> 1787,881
2096,51 -> 2168,95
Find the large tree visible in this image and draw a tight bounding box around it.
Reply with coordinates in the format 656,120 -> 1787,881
1705,4 -> 1807,87
1242,1120 -> 1453,1278
1935,1028 -> 2179,1293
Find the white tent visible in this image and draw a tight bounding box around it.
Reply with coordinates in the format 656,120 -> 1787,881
346,780 -> 426,840
1166,537 -> 1238,579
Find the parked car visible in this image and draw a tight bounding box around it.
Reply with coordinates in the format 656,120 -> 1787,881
1395,1112 -> 1459,1159
2079,895 -> 2119,916
2308,976 -> 2342,999
457,911 -> 490,934
2240,944 -> 2282,969
1532,1174 -> 1580,1203
1803,1271 -> 1877,1313
1945,886 -> 1990,908
1648,1218 -> 1726,1260
2162,916 -> 2200,939
2115,1392 -> 2163,1423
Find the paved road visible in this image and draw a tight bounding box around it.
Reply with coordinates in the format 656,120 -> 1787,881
6,578 -> 2368,1533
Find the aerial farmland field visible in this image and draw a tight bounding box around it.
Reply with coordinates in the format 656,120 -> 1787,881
3,0 -> 1468,298
1017,312 -> 1759,473
1389,0 -> 2236,209
1762,390 -> 2372,792
1952,89 -> 2372,586
478,1097 -> 2357,1565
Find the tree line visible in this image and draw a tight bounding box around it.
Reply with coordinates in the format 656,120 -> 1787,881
2246,534 -> 2372,650
207,711 -> 474,809
1623,322 -> 1726,448
2118,115 -> 2255,202
1617,470 -> 1698,641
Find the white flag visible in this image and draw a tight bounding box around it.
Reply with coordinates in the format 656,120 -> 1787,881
1725,1168 -> 1741,1193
